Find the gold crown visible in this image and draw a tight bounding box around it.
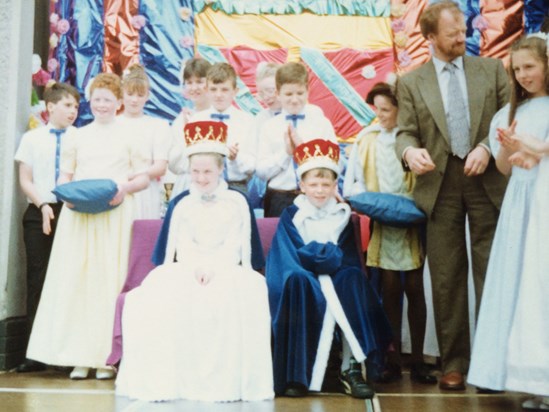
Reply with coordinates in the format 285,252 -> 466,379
184,121 -> 227,146
294,139 -> 340,177
294,139 -> 340,165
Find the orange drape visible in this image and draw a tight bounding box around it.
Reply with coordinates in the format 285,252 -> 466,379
103,0 -> 140,74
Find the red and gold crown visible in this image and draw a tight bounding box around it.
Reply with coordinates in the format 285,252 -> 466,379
184,121 -> 228,156
293,139 -> 340,178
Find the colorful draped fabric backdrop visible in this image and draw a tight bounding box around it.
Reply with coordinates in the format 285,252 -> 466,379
47,0 -> 548,139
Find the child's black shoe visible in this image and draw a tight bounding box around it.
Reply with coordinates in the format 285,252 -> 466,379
283,382 -> 308,397
339,363 -> 375,399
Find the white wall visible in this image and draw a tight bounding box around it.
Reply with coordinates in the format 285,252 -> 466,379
0,0 -> 35,321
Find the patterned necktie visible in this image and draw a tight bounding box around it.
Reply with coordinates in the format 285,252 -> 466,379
49,128 -> 66,183
210,113 -> 230,123
444,63 -> 470,158
285,114 -> 305,128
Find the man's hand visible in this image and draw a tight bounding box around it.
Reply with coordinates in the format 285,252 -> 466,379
464,146 -> 490,176
404,148 -> 436,175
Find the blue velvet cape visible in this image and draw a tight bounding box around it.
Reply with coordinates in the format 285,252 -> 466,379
152,189 -> 265,270
266,204 -> 391,394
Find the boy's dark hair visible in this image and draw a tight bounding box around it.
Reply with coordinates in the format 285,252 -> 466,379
366,82 -> 398,107
43,82 -> 80,106
206,63 -> 237,88
275,62 -> 308,91
183,58 -> 212,82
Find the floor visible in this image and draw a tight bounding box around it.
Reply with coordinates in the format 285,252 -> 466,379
0,368 -> 529,412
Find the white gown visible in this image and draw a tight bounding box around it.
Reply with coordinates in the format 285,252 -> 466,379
506,155 -> 549,396
468,98 -> 549,390
115,182 -> 274,402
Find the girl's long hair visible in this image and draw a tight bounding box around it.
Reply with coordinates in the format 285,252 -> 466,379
508,36 -> 549,123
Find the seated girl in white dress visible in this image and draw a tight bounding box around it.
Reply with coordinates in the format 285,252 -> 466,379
115,120 -> 274,402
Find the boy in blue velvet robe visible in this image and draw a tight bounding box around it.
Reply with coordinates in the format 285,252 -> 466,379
266,139 -> 391,398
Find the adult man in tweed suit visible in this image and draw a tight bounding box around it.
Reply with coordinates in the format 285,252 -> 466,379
395,0 -> 508,390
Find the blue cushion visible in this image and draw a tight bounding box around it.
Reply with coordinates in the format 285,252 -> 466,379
52,179 -> 120,214
348,192 -> 426,227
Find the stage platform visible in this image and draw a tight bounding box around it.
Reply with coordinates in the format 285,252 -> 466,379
0,366 -> 527,412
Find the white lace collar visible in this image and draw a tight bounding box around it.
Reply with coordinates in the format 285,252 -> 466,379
189,179 -> 228,202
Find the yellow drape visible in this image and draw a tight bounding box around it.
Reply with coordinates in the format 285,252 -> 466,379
195,9 -> 392,51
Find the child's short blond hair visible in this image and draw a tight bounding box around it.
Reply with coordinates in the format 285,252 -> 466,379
301,167 -> 337,182
256,62 -> 280,82
189,152 -> 224,168
207,63 -> 237,88
275,62 -> 308,91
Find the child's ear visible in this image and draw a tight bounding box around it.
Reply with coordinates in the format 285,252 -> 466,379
46,101 -> 55,114
299,180 -> 305,193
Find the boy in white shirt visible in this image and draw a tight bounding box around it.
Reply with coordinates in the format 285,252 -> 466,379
168,58 -> 211,199
256,62 -> 337,217
14,82 -> 80,373
251,62 -> 327,212
255,62 -> 283,127
188,62 -> 256,194
254,62 -> 324,128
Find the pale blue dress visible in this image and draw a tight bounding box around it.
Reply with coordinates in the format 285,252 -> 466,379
468,97 -> 549,390
506,145 -> 549,397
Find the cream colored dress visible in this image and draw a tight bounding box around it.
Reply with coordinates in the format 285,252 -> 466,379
27,119 -> 149,368
118,115 -> 171,219
116,182 -> 274,402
